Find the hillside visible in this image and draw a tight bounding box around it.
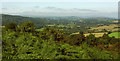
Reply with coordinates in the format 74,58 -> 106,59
2,14 -> 117,34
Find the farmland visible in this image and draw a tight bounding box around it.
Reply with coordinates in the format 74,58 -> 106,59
108,32 -> 120,38
84,32 -> 108,37
89,24 -> 119,32
71,32 -> 108,37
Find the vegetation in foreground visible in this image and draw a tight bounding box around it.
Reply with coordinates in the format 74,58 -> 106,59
2,21 -> 120,59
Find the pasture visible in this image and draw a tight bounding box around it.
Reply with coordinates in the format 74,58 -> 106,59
90,24 -> 118,32
71,32 -> 108,37
108,32 -> 120,38
84,32 -> 108,37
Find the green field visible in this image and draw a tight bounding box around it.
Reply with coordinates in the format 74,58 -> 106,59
108,32 -> 120,38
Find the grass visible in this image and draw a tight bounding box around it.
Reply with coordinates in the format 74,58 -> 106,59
108,32 -> 120,38
35,28 -> 44,31
112,21 -> 118,23
67,24 -> 75,27
70,32 -> 79,35
47,25 -> 55,27
57,25 -> 66,27
90,24 -> 118,31
71,32 -> 107,37
84,32 -> 108,37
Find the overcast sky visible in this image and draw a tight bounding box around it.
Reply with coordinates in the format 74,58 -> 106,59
1,0 -> 119,18
1,0 -> 119,2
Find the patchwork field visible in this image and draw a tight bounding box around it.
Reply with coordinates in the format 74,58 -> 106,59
90,24 -> 119,31
70,32 -> 79,35
112,21 -> 118,23
71,32 -> 108,37
108,32 -> 120,38
84,32 -> 108,37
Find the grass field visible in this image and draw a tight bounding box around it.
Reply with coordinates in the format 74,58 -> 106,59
35,28 -> 45,31
90,24 -> 118,31
108,32 -> 120,38
112,21 -> 118,23
70,32 -> 79,35
47,25 -> 55,27
84,32 -> 108,37
71,32 -> 107,37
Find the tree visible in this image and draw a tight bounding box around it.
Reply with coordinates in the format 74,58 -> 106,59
69,33 -> 85,46
5,22 -> 17,31
79,31 -> 84,35
102,29 -> 107,32
85,34 -> 97,46
20,21 -> 35,33
108,31 -> 112,34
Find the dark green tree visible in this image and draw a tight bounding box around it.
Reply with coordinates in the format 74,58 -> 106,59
5,22 -> 17,31
20,21 -> 35,33
85,34 -> 97,46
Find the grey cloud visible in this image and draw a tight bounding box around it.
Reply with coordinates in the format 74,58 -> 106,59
17,7 -> 117,18
45,7 -> 66,11
2,8 -> 7,10
46,7 -> 56,9
73,8 -> 98,12
20,11 -> 117,18
33,6 -> 40,8
20,11 -> 95,17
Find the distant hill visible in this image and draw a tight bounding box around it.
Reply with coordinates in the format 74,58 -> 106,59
2,14 -> 49,28
2,14 -> 80,28
2,14 -> 116,29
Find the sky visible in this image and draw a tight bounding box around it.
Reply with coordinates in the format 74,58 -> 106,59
1,0 -> 119,18
1,0 -> 119,2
